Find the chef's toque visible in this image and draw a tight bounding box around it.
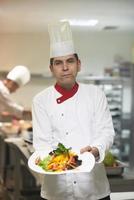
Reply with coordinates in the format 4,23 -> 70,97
48,21 -> 75,58
7,65 -> 31,86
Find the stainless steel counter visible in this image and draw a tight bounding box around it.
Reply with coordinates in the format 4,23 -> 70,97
0,129 -> 42,200
109,168 -> 134,192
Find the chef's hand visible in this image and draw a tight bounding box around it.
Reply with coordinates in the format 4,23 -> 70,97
80,146 -> 99,160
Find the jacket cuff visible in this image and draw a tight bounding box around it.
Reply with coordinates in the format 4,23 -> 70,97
91,145 -> 106,163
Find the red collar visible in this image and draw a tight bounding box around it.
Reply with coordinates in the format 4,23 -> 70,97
55,82 -> 79,104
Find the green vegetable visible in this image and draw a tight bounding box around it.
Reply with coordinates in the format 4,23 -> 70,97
103,152 -> 116,167
39,155 -> 51,171
53,143 -> 71,155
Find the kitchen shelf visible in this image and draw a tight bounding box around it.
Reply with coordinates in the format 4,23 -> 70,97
79,65 -> 134,167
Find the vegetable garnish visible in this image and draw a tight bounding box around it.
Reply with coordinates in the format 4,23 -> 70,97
35,143 -> 82,172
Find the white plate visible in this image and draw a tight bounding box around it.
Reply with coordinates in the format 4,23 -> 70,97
28,150 -> 95,175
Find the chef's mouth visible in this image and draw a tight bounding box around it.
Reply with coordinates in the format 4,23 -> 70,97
62,74 -> 72,77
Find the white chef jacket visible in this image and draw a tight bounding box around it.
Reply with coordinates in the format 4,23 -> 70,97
32,83 -> 115,200
0,80 -> 24,118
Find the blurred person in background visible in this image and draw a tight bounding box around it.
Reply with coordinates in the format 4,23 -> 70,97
0,65 -> 32,120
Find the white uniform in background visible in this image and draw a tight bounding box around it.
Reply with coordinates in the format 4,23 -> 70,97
0,80 -> 24,118
0,65 -> 31,119
32,83 -> 115,200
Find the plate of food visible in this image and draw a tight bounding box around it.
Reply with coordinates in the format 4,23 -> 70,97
28,143 -> 95,174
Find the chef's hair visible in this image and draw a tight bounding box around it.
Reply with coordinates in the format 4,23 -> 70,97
50,53 -> 79,66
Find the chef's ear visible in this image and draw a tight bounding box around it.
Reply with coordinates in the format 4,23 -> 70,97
77,59 -> 81,72
49,64 -> 53,72
49,57 -> 54,72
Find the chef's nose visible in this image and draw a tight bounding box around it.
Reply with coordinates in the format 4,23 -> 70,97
62,61 -> 68,70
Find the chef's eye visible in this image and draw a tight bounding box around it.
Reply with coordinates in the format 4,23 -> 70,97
54,60 -> 63,66
66,58 -> 76,64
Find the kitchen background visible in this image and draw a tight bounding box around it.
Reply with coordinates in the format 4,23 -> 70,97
0,0 -> 134,199
0,31 -> 134,110
0,0 -> 134,111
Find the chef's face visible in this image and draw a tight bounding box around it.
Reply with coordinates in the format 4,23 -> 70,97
50,54 -> 81,89
5,79 -> 19,93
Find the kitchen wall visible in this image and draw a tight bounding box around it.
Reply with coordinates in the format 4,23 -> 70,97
0,32 -> 50,74
0,31 -> 134,74
0,30 -> 134,108
9,76 -> 55,109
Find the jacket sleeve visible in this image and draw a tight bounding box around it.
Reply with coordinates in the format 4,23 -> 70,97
32,97 -> 54,152
0,92 -> 24,118
91,87 -> 115,163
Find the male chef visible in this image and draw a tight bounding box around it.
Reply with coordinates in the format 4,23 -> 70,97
0,65 -> 31,120
32,21 -> 115,200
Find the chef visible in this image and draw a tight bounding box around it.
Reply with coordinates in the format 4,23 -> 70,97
32,21 -> 115,200
0,65 -> 31,120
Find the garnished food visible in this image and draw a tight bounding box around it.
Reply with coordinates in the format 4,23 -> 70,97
35,143 -> 82,172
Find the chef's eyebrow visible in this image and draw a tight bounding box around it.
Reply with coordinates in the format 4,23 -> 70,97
53,57 -> 76,65
50,53 -> 79,65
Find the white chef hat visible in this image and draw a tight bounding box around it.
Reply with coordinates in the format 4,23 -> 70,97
48,21 -> 75,58
7,65 -> 31,86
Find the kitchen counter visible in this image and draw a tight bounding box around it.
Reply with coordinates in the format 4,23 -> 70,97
3,137 -> 42,200
109,168 -> 134,192
0,127 -> 42,200
4,137 -> 41,184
